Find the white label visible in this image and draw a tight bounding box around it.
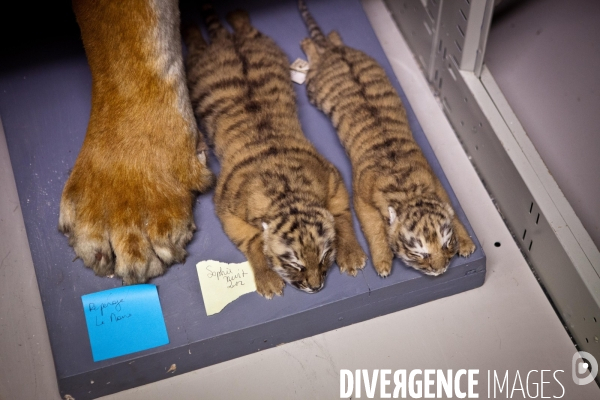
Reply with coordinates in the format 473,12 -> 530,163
291,70 -> 307,85
290,58 -> 309,85
290,58 -> 310,72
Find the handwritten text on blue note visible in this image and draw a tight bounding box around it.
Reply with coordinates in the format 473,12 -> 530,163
81,284 -> 169,362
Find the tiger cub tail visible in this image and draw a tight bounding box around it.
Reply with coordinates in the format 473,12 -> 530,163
298,0 -> 330,49
209,5 -> 232,39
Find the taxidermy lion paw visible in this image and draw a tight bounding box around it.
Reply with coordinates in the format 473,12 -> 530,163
59,112 -> 214,284
63,0 -> 214,284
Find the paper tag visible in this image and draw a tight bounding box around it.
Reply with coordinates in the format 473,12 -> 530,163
196,260 -> 257,315
81,284 -> 169,362
290,58 -> 309,85
291,70 -> 307,84
290,58 -> 309,72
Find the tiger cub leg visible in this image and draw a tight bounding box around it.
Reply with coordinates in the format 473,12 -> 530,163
452,218 -> 476,257
301,37 -> 320,65
217,210 -> 285,299
326,171 -> 367,276
327,31 -> 344,46
202,3 -> 230,40
433,181 -> 476,257
354,194 -> 394,277
226,9 -> 257,36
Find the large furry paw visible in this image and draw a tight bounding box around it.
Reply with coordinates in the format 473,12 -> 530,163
336,245 -> 367,277
59,119 -> 213,285
254,268 -> 285,299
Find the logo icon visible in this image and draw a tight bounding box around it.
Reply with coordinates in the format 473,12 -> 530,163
572,351 -> 598,385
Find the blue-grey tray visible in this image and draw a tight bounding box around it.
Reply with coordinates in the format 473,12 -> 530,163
0,0 -> 485,398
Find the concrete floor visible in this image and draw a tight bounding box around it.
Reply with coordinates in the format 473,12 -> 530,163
1,0 -> 599,399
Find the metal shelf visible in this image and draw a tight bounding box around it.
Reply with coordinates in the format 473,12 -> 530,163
384,0 -> 600,363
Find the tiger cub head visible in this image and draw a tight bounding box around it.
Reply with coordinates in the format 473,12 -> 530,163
387,200 -> 458,276
261,209 -> 336,293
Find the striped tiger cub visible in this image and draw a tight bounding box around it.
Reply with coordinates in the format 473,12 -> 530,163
183,6 -> 367,298
298,0 -> 476,277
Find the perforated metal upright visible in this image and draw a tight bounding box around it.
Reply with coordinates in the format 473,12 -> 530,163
384,0 -> 600,364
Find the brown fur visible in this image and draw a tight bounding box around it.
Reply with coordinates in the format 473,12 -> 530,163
183,6 -> 366,298
59,0 -> 214,284
298,0 -> 475,277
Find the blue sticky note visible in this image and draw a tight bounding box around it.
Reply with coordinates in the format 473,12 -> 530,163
81,284 -> 169,362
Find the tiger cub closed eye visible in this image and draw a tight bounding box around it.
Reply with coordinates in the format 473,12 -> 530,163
183,6 -> 366,298
298,0 -> 475,277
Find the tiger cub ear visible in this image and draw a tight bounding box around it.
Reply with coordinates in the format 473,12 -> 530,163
388,206 -> 397,225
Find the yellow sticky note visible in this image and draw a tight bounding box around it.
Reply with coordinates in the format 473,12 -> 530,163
196,260 -> 257,316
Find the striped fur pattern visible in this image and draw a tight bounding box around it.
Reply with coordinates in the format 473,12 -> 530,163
183,6 -> 366,298
298,0 -> 475,277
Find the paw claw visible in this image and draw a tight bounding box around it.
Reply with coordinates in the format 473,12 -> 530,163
458,239 -> 476,257
261,292 -> 274,300
377,270 -> 390,278
337,247 -> 367,277
255,269 -> 285,299
374,260 -> 392,278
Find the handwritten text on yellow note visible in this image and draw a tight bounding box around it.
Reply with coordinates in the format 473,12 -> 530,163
196,260 -> 257,316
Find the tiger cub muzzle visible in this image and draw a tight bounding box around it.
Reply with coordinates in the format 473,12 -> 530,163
261,211 -> 336,293
388,201 -> 458,276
